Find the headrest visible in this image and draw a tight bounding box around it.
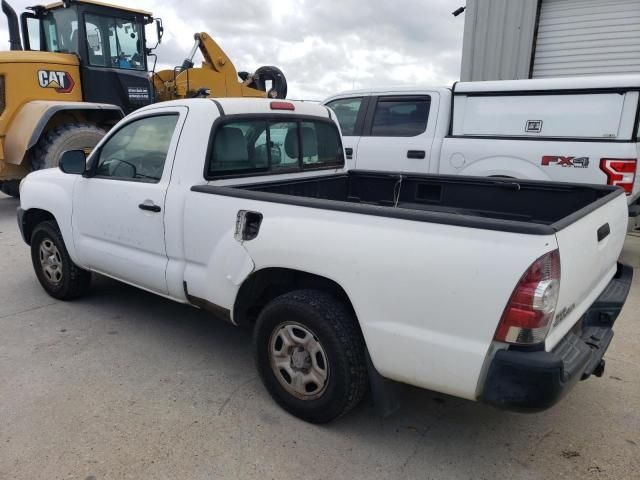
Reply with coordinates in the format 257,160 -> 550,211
284,126 -> 318,159
214,127 -> 248,162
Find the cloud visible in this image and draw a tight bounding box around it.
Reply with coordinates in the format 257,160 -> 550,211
0,0 -> 464,99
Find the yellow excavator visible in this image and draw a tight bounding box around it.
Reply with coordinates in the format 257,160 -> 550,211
0,0 -> 287,197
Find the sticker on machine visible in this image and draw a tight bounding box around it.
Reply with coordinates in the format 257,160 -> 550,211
128,86 -> 150,101
37,70 -> 75,93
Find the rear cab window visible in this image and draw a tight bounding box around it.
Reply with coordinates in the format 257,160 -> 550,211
206,117 -> 344,178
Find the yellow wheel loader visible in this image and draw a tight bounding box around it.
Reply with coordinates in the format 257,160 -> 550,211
0,0 -> 287,197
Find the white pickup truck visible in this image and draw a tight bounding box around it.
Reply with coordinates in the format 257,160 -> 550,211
18,98 -> 633,423
323,75 -> 640,218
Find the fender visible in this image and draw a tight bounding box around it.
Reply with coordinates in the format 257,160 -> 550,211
4,101 -> 123,166
18,169 -> 80,264
458,155 -> 551,181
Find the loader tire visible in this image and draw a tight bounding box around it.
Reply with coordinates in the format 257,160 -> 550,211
31,123 -> 106,171
0,180 -> 20,198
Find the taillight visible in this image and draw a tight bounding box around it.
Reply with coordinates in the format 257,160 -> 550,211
600,158 -> 637,195
494,250 -> 561,345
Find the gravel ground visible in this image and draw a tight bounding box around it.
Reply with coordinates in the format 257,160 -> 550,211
0,192 -> 638,480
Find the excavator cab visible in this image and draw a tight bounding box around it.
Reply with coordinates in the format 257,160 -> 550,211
18,0 -> 161,113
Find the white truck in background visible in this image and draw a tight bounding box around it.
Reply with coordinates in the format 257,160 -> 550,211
323,75 -> 640,220
18,98 -> 633,423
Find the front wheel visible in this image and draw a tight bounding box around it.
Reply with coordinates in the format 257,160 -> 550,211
253,289 -> 368,423
30,221 -> 91,300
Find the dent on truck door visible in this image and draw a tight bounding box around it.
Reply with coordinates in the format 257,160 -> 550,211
72,108 -> 187,294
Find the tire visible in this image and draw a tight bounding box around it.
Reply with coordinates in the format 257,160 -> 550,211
253,289 -> 368,423
31,123 -> 106,171
0,180 -> 20,198
250,66 -> 288,99
30,220 -> 91,300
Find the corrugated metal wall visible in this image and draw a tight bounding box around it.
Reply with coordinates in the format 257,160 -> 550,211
460,0 -> 539,81
532,0 -> 640,78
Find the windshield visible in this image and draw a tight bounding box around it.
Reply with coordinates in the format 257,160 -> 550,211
85,14 -> 145,70
42,8 -> 79,53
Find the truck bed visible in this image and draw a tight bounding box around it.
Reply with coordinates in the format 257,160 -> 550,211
193,171 -> 623,235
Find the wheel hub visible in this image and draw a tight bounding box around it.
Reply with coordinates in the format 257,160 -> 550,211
39,239 -> 63,285
269,322 -> 329,400
290,347 -> 311,371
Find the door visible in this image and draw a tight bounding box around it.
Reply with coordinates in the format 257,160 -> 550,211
72,109 -> 186,294
324,96 -> 369,169
355,94 -> 437,173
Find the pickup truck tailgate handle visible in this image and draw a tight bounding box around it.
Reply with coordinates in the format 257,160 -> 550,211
407,150 -> 426,159
597,223 -> 610,242
139,202 -> 161,213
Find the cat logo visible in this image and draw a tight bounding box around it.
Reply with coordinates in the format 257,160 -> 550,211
37,70 -> 75,94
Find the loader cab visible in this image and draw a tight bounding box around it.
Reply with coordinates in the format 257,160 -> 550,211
21,0 -> 159,113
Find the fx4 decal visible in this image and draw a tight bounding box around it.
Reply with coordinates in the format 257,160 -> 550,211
37,70 -> 75,93
541,156 -> 590,168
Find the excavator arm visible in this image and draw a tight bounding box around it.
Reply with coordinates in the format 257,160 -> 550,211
153,32 -> 287,101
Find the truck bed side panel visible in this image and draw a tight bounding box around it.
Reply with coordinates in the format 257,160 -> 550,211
185,190 -> 556,400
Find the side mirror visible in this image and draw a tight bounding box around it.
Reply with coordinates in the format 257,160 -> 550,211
59,150 -> 86,174
156,18 -> 164,45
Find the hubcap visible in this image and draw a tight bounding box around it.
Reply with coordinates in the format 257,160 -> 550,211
268,322 -> 329,400
39,239 -> 63,285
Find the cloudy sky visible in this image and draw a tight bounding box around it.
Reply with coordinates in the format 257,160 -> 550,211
1,0 -> 465,100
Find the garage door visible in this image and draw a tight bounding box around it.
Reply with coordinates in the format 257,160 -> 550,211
532,0 -> 640,78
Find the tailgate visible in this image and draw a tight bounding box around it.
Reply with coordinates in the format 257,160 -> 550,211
545,192 -> 628,350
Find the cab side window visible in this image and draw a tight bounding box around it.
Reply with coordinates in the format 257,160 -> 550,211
325,97 -> 363,136
370,96 -> 430,137
95,114 -> 179,182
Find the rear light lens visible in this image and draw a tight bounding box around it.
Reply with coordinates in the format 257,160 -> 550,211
600,158 -> 637,195
270,101 -> 295,111
494,250 -> 561,345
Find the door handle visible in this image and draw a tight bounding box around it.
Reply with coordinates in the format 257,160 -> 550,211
345,148 -> 354,159
407,150 -> 426,159
139,202 -> 161,213
597,223 -> 610,242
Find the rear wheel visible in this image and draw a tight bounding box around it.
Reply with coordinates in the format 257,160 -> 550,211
0,180 -> 20,198
30,221 -> 91,300
253,289 -> 368,423
31,123 -> 106,171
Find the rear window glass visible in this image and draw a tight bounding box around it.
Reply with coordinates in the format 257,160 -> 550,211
207,118 -> 344,178
371,97 -> 430,137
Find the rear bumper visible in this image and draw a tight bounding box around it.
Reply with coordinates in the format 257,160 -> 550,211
481,263 -> 633,412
